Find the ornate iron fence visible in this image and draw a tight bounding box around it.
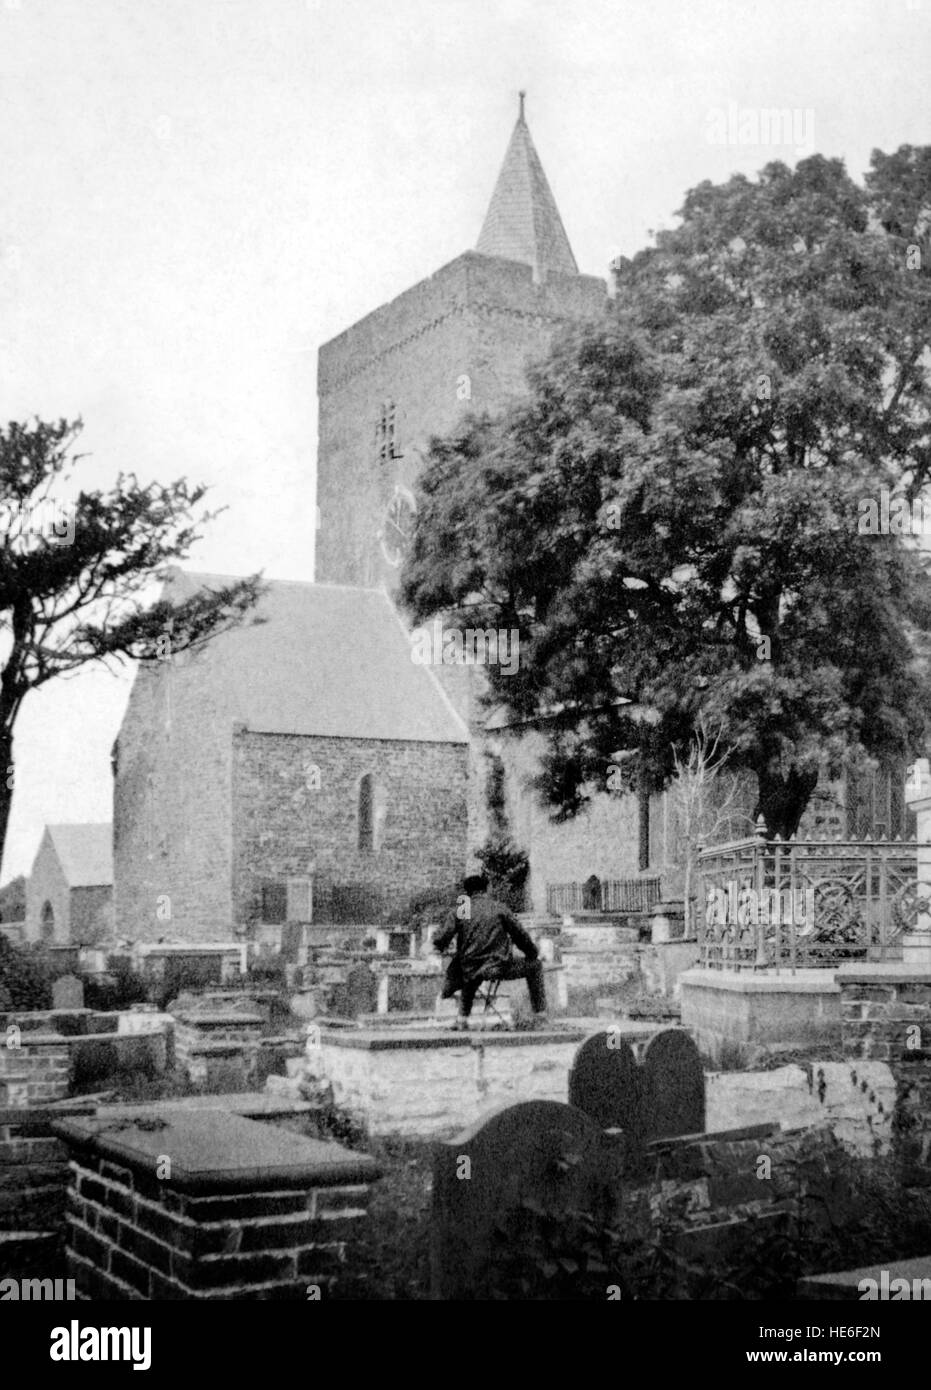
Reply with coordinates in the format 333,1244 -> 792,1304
546,875 -> 663,916
698,824 -> 918,971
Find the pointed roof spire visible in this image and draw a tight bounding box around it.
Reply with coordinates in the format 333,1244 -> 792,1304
476,94 -> 579,281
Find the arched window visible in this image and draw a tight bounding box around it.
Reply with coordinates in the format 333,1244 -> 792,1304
40,901 -> 55,943
358,773 -> 375,853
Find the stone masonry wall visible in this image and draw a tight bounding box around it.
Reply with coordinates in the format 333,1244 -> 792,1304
64,1149 -> 373,1300
706,1063 -> 895,1159
113,650 -> 234,943
305,1031 -> 586,1137
0,1043 -> 72,1238
840,970 -> 931,1182
69,885 -> 114,945
0,1111 -> 71,1233
0,1036 -> 71,1108
315,251 -> 605,591
24,830 -> 70,944
232,730 -> 468,924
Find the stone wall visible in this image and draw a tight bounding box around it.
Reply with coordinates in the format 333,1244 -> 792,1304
315,250 -> 605,592
113,649 -> 234,943
232,729 -> 468,923
69,886 -> 114,945
0,1108 -> 73,1234
0,1035 -> 71,1107
838,966 -> 931,1183
24,830 -> 70,943
706,1063 -> 895,1159
305,1028 -> 587,1137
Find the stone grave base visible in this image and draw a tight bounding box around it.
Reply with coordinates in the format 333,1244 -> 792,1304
679,967 -> 842,1061
303,1026 -> 589,1136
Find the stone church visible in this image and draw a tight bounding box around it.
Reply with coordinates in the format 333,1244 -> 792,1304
112,99 -> 909,946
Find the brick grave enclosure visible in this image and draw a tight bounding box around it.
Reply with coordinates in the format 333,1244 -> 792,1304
53,1106 -> 380,1299
838,965 -> 931,1183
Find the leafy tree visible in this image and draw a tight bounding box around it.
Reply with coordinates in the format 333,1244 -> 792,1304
401,150 -> 931,839
0,873 -> 25,922
0,418 -> 263,864
0,934 -> 52,1010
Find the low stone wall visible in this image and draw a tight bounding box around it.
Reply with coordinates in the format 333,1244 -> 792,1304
0,1011 -> 174,1099
0,1106 -> 77,1233
305,1027 -> 588,1137
559,925 -> 640,1006
706,1063 -> 895,1158
173,1010 -> 304,1092
0,1009 -> 118,1037
0,1034 -> 71,1107
55,1108 -> 380,1300
838,965 -> 931,1183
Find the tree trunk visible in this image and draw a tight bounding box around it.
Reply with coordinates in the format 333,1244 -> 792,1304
754,765 -> 819,840
638,781 -> 650,870
0,734 -> 13,875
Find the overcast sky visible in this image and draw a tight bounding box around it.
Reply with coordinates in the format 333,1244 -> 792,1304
0,0 -> 927,882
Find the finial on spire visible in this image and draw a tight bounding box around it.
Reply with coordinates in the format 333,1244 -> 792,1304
518,90 -> 526,122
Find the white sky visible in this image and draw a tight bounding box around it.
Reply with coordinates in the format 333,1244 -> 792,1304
0,0 -> 927,881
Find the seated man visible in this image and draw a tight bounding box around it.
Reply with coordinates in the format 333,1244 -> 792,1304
434,872 -> 547,1029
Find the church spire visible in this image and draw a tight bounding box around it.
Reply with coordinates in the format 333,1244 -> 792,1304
476,94 -> 579,280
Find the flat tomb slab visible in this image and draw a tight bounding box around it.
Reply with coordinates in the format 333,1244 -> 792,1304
100,1092 -> 318,1119
53,1109 -> 379,1192
311,1026 -> 587,1050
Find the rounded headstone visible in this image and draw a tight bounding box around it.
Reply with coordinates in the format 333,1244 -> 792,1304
432,1099 -> 609,1300
641,1028 -> 705,1140
568,1028 -> 643,1135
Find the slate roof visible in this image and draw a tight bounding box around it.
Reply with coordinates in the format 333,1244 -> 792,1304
46,823 -> 113,888
166,573 -> 468,745
476,101 -> 579,280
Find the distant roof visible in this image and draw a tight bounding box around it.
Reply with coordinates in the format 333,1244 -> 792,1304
165,573 -> 468,745
47,824 -> 113,887
476,96 -> 579,280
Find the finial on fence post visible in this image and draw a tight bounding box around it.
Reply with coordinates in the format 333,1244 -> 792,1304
754,814 -> 768,842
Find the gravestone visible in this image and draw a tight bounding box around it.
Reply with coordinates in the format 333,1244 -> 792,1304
641,1028 -> 705,1140
432,1099 -> 617,1300
280,922 -> 302,965
343,962 -> 378,1018
52,974 -> 84,1011
568,1029 -> 645,1143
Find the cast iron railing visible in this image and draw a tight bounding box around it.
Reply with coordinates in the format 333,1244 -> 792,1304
698,822 -> 918,971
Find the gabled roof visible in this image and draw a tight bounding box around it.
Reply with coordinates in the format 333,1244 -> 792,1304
476,95 -> 579,280
164,573 -> 468,745
46,824 -> 113,888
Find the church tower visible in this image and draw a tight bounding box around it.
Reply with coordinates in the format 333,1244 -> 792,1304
314,97 -> 606,590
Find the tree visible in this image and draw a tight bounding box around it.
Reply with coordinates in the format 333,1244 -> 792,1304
0,873 -> 25,922
669,718 -> 754,934
401,149 -> 931,839
0,418 -> 263,865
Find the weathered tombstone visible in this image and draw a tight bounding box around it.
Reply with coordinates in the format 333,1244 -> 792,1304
52,973 -> 84,1011
432,1099 -> 617,1300
568,1029 -> 645,1142
343,962 -> 377,1018
582,874 -> 601,911
641,1028 -> 705,1141
280,922 -> 302,964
